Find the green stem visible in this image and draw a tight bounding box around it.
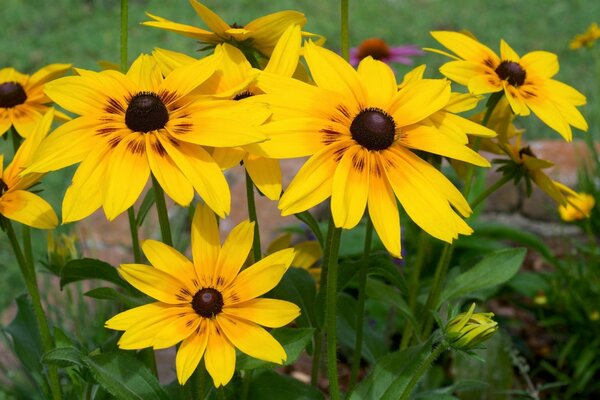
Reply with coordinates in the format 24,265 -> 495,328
244,170 -> 262,262
310,332 -> 323,386
469,173 -> 514,211
340,0 -> 350,61
420,245 -> 453,338
120,0 -> 128,72
240,370 -> 253,400
5,221 -> 62,400
399,343 -> 449,400
324,219 -> 342,400
151,174 -> 173,246
400,229 -> 429,350
127,207 -> 142,263
348,217 -> 373,390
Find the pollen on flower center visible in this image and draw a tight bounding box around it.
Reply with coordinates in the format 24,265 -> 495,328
350,107 -> 396,151
356,38 -> 391,61
495,60 -> 526,87
191,288 -> 224,318
125,92 -> 169,133
0,82 -> 27,108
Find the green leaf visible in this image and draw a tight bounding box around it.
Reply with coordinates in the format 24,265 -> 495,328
349,339 -> 433,400
294,211 -> 324,247
237,327 -> 315,370
82,351 -> 168,400
268,268 -> 317,328
508,271 -> 550,297
60,258 -> 129,289
3,294 -> 43,375
437,248 -> 526,308
336,293 -> 387,363
248,369 -> 324,400
42,346 -> 85,369
366,278 -> 418,331
135,187 -> 155,227
84,287 -> 146,308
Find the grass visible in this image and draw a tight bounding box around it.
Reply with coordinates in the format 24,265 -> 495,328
0,0 -> 599,310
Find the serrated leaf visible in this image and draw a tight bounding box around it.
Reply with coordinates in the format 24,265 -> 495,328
437,248 -> 526,308
82,351 -> 168,400
237,327 -> 315,370
42,346 -> 85,369
60,258 -> 128,289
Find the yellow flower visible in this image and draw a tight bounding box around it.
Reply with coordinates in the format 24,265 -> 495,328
431,31 -> 588,141
569,23 -> 600,50
153,24 -> 303,201
268,233 -> 322,283
558,192 -> 595,221
0,110 -> 57,229
105,204 -> 299,387
0,64 -> 70,138
143,0 -> 322,59
445,303 -> 498,351
25,53 -> 267,222
254,42 -> 489,258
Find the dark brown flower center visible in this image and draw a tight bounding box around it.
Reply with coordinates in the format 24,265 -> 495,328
124,92 -> 169,133
191,288 -> 224,318
495,61 -> 526,87
233,90 -> 254,101
350,107 -> 396,151
518,146 -> 535,159
0,82 -> 27,108
356,38 -> 391,61
0,179 -> 8,196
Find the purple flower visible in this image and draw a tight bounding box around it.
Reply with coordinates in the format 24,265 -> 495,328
350,38 -> 424,66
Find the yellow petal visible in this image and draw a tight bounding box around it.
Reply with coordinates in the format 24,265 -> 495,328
143,12 -> 219,42
389,79 -> 451,126
264,24 -> 302,76
119,263 -> 190,304
224,298 -> 300,328
431,31 -> 499,65
211,147 -> 245,170
103,134 -> 150,220
0,190 -> 57,229
116,306 -> 187,350
368,154 -> 401,258
225,249 -> 295,304
189,0 -> 231,35
11,106 -> 43,140
216,315 -> 286,364
245,10 -> 306,56
244,155 -> 282,201
28,63 -> 72,88
191,203 -> 221,286
126,54 -> 163,91
292,241 -> 321,270
357,57 -> 398,109
152,48 -> 196,75
152,310 -> 201,349
176,321 -> 209,385
105,302 -> 169,330
526,98 -> 573,141
520,51 -> 558,79
331,147 -> 369,229
204,321 -> 236,387
159,52 -> 221,101
142,239 -> 199,292
215,220 -> 254,287
439,61 -> 493,88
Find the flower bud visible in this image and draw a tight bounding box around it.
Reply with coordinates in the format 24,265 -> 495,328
445,303 -> 498,351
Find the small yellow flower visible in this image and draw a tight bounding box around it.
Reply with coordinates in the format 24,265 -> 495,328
47,231 -> 78,270
431,31 -> 588,141
0,110 -> 58,229
268,233 -> 322,283
558,192 -> 595,221
569,23 -> 600,50
106,203 -> 300,387
143,0 -> 322,59
0,64 -> 70,138
445,303 -> 498,350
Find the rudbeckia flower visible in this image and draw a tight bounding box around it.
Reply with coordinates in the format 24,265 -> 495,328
430,31 -> 588,141
25,53 -> 267,222
0,110 -> 57,229
558,192 -> 595,221
143,0 -> 322,59
254,42 -> 490,258
105,204 -> 299,387
569,23 -> 600,50
350,38 -> 424,66
0,64 -> 70,138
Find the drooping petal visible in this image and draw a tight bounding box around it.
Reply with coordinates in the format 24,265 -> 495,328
244,155 -> 282,201
216,315 -> 286,364
224,298 -> 300,328
191,203 -> 221,286
330,147 -> 369,229
119,263 -> 191,304
0,190 -> 57,229
103,133 -> 150,220
204,321 -> 236,388
223,249 -> 294,304
175,320 -> 209,385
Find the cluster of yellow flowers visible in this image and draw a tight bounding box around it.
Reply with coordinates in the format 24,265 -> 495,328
0,0 -> 594,388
